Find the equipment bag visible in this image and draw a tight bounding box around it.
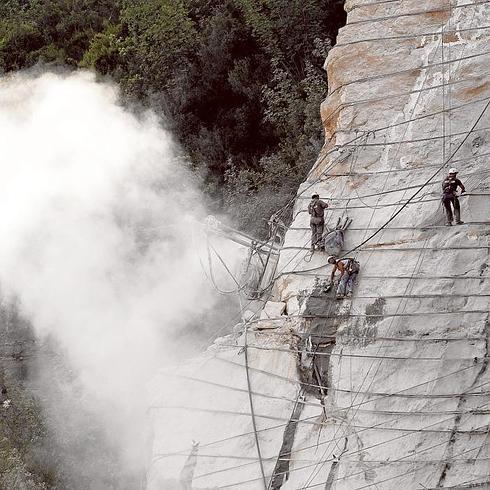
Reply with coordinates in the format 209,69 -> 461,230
323,229 -> 344,256
345,258 -> 360,274
308,202 -> 324,218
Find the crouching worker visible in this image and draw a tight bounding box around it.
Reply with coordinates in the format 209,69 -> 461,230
327,256 -> 360,299
442,168 -> 466,226
308,194 -> 329,251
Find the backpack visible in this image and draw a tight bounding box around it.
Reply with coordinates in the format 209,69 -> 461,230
308,202 -> 321,218
344,258 -> 360,274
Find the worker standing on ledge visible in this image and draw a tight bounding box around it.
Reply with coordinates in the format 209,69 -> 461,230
328,256 -> 360,299
308,194 -> 329,251
442,168 -> 466,226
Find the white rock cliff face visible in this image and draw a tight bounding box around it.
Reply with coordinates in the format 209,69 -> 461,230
148,1 -> 490,488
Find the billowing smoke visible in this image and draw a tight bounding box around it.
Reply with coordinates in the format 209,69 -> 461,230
0,71 -> 243,486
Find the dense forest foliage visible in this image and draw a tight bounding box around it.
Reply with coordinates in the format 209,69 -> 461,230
0,0 -> 346,235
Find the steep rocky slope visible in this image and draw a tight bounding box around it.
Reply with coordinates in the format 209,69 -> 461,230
148,1 -> 490,488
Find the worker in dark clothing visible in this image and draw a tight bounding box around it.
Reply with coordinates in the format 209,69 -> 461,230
328,256 -> 360,298
442,168 -> 466,226
308,194 -> 329,251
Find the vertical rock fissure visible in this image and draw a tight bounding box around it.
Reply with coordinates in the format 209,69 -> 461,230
436,318 -> 490,487
179,441 -> 200,489
270,280 -> 342,489
325,436 -> 349,490
268,392 -> 306,489
313,353 -> 329,420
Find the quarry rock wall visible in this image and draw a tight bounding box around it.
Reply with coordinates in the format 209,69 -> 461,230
148,1 -> 490,488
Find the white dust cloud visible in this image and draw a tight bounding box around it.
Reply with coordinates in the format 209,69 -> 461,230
0,71 -> 244,480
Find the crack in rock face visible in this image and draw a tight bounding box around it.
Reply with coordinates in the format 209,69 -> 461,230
269,396 -> 306,489
296,279 -> 342,396
436,318 -> 490,488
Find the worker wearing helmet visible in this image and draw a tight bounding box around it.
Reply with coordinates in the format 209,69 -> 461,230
308,194 -> 329,251
327,255 -> 360,299
442,168 -> 465,226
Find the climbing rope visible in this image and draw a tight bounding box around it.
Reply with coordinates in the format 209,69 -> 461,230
343,99 -> 490,256
150,364 -> 490,479
336,24 -> 490,47
347,0 -> 489,26
243,323 -> 268,489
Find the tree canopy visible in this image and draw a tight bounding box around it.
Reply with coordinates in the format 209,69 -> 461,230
0,0 -> 346,234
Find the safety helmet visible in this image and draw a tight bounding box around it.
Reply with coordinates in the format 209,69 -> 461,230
327,256 -> 337,264
311,194 -> 320,199
449,168 -> 458,174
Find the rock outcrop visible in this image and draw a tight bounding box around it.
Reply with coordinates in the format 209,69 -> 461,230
148,1 -> 490,488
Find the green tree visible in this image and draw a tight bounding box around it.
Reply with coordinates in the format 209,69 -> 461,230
0,0 -> 346,236
117,0 -> 196,97
0,0 -> 122,71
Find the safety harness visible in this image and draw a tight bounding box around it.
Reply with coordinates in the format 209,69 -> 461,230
341,257 -> 360,274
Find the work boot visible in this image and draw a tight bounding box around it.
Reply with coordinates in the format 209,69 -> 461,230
445,222 -> 452,226
455,220 -> 464,225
